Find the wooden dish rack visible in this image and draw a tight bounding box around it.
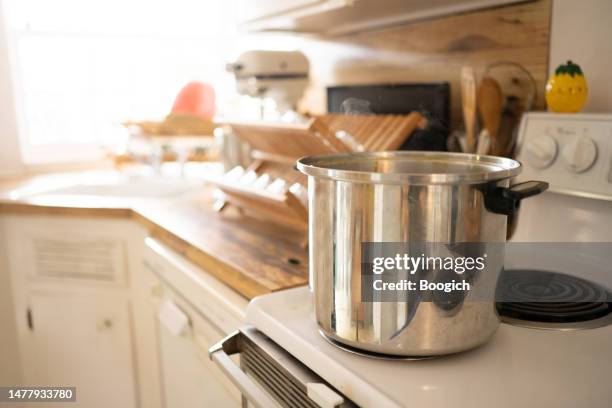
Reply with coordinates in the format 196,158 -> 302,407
208,112 -> 426,247
115,116 -> 218,167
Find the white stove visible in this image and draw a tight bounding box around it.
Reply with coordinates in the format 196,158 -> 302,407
512,112 -> 612,244
217,113 -> 612,408
247,285 -> 611,408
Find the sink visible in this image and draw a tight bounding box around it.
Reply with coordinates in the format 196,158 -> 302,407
40,177 -> 202,198
8,171 -> 206,200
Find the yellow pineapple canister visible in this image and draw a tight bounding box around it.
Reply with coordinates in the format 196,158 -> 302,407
545,60 -> 588,113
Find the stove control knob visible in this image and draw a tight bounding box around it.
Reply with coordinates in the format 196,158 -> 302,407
525,135 -> 557,169
562,136 -> 598,173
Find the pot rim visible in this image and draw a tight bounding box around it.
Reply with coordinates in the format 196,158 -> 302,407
297,151 -> 522,185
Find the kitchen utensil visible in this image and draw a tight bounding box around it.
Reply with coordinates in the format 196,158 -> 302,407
476,129 -> 492,155
446,131 -> 463,152
496,96 -> 524,157
457,134 -> 468,153
478,76 -> 503,152
483,61 -> 537,113
461,67 -> 478,153
297,151 -> 548,356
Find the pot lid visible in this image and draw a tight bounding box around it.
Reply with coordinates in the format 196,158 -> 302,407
297,151 -> 521,185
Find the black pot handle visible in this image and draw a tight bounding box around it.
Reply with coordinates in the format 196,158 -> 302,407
484,181 -> 549,216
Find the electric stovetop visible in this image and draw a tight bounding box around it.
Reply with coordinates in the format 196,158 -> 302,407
247,286 -> 612,408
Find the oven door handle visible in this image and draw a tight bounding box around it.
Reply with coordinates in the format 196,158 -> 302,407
209,331 -> 282,408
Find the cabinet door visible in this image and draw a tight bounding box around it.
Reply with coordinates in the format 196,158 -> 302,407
21,294 -> 137,408
157,297 -> 240,408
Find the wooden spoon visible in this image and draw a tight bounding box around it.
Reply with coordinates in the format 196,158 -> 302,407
497,96 -> 523,157
477,76 -> 503,154
461,67 -> 478,153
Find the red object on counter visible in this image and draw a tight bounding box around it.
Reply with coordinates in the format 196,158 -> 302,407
171,81 -> 216,119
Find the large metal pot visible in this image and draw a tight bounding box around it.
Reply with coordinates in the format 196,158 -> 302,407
297,151 -> 547,356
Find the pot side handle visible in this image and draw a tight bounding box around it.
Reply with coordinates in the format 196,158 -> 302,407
484,181 -> 549,216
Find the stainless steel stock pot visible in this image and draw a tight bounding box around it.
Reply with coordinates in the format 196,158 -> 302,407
297,151 -> 547,356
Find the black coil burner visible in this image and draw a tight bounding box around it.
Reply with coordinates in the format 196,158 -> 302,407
496,269 -> 612,325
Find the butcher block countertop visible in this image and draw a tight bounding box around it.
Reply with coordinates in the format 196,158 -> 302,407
0,171 -> 308,299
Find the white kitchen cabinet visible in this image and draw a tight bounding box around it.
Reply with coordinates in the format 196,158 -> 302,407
3,215 -> 161,408
0,217 -> 21,385
238,0 -> 529,35
2,212 -> 248,408
156,291 -> 240,408
20,293 -> 136,408
143,237 -> 248,408
237,0 -> 351,30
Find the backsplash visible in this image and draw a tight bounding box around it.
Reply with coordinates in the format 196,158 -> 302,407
297,0 -> 551,129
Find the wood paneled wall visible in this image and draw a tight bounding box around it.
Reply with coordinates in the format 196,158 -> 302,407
297,0 -> 551,129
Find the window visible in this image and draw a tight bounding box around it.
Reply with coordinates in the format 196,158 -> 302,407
4,0 -> 239,164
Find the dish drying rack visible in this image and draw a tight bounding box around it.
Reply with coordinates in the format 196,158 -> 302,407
208,112 -> 426,247
115,115 -> 218,168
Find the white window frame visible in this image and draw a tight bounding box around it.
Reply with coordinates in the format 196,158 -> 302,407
7,28 -> 108,166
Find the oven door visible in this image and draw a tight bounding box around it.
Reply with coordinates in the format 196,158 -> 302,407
209,326 -> 356,408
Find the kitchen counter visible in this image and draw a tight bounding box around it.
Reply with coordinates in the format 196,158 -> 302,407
0,172 -> 308,299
